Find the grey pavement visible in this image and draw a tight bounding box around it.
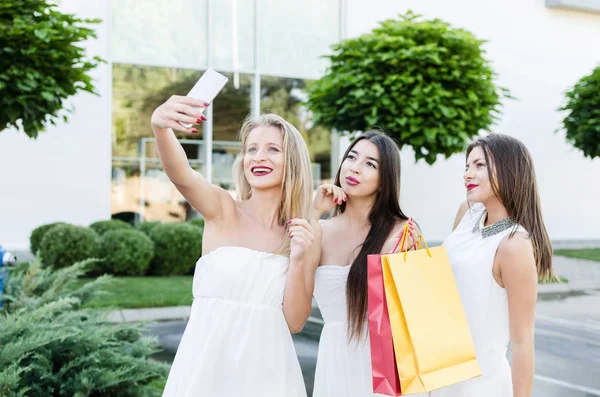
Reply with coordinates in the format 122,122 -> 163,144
145,289 -> 600,397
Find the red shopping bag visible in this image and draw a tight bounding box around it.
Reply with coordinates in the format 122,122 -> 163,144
367,231 -> 405,396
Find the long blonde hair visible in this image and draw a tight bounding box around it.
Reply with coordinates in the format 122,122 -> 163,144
234,113 -> 313,255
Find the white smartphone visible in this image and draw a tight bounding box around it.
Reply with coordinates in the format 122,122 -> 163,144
179,68 -> 229,128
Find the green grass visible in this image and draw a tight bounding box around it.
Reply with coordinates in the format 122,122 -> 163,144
74,276 -> 194,309
554,248 -> 600,262
539,275 -> 568,284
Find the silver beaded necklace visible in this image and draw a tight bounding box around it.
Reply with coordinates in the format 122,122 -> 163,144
473,211 -> 517,239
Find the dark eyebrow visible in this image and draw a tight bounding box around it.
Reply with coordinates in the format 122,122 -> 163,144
350,149 -> 379,163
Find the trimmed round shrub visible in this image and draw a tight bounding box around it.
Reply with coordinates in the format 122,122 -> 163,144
149,223 -> 203,275
135,221 -> 162,236
89,219 -> 132,236
187,218 -> 205,231
99,229 -> 154,276
559,65 -> 600,159
29,222 -> 67,255
39,224 -> 100,269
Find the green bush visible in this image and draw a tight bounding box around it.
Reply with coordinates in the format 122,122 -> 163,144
306,12 -> 509,164
0,0 -> 103,139
187,217 -> 205,231
99,229 -> 154,276
559,65 -> 600,159
149,223 -> 202,275
0,259 -> 168,396
39,224 -> 100,269
29,222 -> 66,255
90,219 -> 132,236
135,221 -> 162,236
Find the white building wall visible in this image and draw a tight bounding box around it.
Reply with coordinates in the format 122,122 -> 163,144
343,0 -> 600,242
0,0 -> 112,251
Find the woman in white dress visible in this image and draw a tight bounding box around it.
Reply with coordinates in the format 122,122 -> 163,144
150,96 -> 320,396
309,130 -> 425,397
433,134 -> 554,397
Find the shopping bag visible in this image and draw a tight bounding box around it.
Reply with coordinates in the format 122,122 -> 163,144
382,224 -> 481,394
368,252 -> 401,396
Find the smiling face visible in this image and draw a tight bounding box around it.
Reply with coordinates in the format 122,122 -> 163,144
242,125 -> 285,191
339,139 -> 381,198
464,145 -> 496,204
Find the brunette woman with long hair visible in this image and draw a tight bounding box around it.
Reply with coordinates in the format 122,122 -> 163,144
432,133 -> 553,397
309,130 -> 424,397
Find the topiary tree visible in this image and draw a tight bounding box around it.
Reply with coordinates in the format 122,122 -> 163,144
559,65 -> 600,159
306,12 -> 509,164
90,219 -> 133,236
39,224 -> 100,269
29,221 -> 67,255
0,0 -> 103,138
99,229 -> 154,276
149,223 -> 202,276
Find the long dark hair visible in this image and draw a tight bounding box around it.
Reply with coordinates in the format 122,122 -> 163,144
334,130 -> 409,341
467,134 -> 554,281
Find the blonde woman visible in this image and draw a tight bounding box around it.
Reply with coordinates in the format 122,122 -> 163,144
150,96 -> 318,397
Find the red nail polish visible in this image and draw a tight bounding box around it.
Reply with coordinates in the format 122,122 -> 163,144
203,102 -> 210,107
201,115 -> 207,121
343,197 -> 347,201
196,119 -> 203,124
287,220 -> 292,224
191,129 -> 198,133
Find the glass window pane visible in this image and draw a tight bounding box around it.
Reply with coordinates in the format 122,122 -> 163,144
112,0 -> 208,69
211,0 -> 255,71
112,64 -> 206,222
258,0 -> 340,79
261,76 -> 331,183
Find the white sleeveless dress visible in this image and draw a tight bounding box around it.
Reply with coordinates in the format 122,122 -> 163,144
162,246 -> 307,397
313,265 -> 428,397
431,203 -> 527,397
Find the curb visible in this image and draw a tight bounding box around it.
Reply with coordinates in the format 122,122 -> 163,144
537,281 -> 600,295
108,306 -> 191,323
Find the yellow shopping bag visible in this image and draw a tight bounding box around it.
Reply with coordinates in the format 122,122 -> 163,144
381,224 -> 482,394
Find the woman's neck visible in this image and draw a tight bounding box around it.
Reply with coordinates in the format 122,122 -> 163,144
339,195 -> 374,230
244,188 -> 283,228
482,198 -> 510,227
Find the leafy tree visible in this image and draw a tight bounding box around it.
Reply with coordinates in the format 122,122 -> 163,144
307,12 -> 509,164
559,65 -> 600,159
0,0 -> 103,138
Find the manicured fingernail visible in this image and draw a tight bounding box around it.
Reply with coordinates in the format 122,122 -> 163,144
203,102 -> 210,106
196,119 -> 203,124
287,220 -> 292,224
201,115 -> 207,121
191,129 -> 198,133
343,197 -> 347,201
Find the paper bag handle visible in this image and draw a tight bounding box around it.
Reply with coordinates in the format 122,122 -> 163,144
394,221 -> 432,260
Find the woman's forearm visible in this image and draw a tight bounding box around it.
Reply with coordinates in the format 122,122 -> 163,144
152,126 -> 197,187
282,258 -> 313,333
511,341 -> 535,397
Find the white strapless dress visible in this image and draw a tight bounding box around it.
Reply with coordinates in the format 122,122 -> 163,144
162,246 -> 307,397
313,265 -> 427,397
